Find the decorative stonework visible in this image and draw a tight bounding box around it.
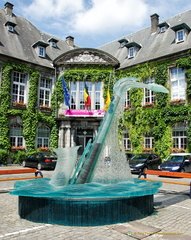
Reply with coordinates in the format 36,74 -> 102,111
65,51 -> 107,63
53,48 -> 120,67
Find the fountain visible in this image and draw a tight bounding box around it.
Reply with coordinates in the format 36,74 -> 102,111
10,77 -> 168,226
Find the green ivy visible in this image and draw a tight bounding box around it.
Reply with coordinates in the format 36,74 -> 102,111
0,62 -> 59,153
63,68 -> 115,99
121,58 -> 191,158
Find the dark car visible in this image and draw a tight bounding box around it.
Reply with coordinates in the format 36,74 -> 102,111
22,152 -> 57,170
129,153 -> 162,174
125,153 -> 135,161
158,153 -> 191,173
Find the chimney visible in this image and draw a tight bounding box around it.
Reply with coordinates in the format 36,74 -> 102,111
66,36 -> 74,47
150,13 -> 159,33
4,2 -> 14,16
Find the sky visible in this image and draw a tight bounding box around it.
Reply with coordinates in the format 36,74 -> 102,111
1,0 -> 191,48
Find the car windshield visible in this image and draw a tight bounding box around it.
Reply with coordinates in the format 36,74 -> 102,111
166,156 -> 184,163
131,154 -> 148,162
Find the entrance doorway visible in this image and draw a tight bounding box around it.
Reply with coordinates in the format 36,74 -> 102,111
77,129 -> 93,155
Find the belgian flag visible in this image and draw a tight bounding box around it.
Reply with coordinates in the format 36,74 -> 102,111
104,88 -> 111,111
84,83 -> 91,108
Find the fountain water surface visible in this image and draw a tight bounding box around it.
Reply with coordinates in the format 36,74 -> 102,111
10,77 -> 168,226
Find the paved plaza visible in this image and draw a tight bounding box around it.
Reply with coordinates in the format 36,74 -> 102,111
0,165 -> 191,240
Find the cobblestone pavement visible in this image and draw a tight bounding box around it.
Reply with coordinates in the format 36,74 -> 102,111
0,165 -> 191,240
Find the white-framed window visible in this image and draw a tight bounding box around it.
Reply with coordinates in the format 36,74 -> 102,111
120,41 -> 126,48
51,42 -> 57,48
170,67 -> 186,100
10,117 -> 24,148
37,125 -> 50,148
70,81 -> 103,110
125,91 -> 131,107
144,133 -> 154,149
12,71 -> 27,103
143,78 -> 156,105
172,123 -> 187,150
160,26 -> 166,33
123,132 -> 131,150
128,47 -> 134,58
38,46 -> 45,57
176,29 -> 185,42
39,77 -> 52,106
8,25 -> 14,32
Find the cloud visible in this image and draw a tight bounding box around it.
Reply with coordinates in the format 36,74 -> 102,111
19,0 -> 191,47
71,0 -> 149,35
21,0 -> 84,20
21,0 -> 149,36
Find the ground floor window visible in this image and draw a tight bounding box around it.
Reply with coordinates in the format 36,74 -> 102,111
123,132 -> 131,151
10,117 -> 24,150
144,133 -> 154,150
172,123 -> 187,151
37,125 -> 50,148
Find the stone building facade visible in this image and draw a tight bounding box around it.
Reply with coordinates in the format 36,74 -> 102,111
1,2 -> 191,158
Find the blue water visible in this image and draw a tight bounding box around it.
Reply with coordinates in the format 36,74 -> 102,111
10,178 -> 162,199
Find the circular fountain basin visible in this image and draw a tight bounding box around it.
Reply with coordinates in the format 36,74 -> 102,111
10,178 -> 162,226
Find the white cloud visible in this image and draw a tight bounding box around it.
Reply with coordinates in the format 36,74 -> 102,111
17,0 -> 191,47
71,0 -> 149,35
22,0 -> 84,20
21,0 -> 149,36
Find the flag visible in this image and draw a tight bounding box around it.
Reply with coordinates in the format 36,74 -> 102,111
104,88 -> 111,111
84,83 -> 91,108
62,76 -> 70,108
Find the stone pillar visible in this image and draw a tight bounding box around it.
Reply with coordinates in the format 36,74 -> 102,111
58,121 -> 71,148
65,127 -> 70,147
71,128 -> 76,147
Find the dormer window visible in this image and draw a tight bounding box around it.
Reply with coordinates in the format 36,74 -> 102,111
171,23 -> 191,43
118,38 -> 128,48
32,41 -> 49,58
5,21 -> 16,33
176,29 -> 184,42
160,26 -> 166,33
48,38 -> 58,48
128,47 -> 134,58
39,46 -> 45,57
157,22 -> 169,33
125,42 -> 141,59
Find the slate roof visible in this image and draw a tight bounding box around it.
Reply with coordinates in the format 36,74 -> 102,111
99,10 -> 191,69
0,7 -> 77,69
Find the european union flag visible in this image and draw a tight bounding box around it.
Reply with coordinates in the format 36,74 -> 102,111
62,76 -> 70,108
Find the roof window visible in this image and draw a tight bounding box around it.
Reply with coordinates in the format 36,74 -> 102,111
118,38 -> 128,48
5,21 -> 16,32
48,38 -> 58,48
32,41 -> 49,58
171,23 -> 191,43
125,42 -> 141,59
157,22 -> 169,33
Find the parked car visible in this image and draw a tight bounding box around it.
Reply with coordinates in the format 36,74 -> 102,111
158,153 -> 191,173
125,153 -> 135,161
22,152 -> 57,170
129,153 -> 162,174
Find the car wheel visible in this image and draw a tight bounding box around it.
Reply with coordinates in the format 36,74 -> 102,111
37,163 -> 42,170
22,161 -> 26,167
180,168 -> 185,173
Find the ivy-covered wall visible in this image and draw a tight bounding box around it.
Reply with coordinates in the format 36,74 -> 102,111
115,57 -> 191,159
1,55 -> 191,161
0,62 -> 58,153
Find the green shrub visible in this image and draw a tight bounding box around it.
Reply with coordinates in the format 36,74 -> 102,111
0,149 -> 9,165
12,151 -> 28,164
